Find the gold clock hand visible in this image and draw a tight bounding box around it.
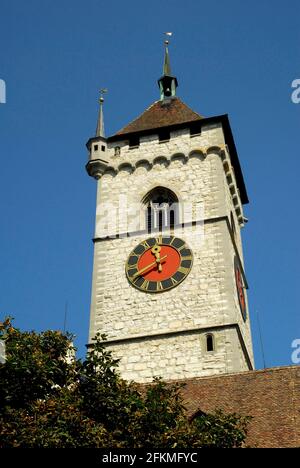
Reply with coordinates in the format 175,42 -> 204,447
133,255 -> 167,279
157,254 -> 163,272
151,245 -> 163,272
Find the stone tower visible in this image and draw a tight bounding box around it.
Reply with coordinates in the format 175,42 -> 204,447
86,43 -> 254,382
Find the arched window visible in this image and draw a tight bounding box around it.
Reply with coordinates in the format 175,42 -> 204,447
143,187 -> 179,233
206,334 -> 214,352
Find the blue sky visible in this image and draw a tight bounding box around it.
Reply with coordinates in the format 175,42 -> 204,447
0,0 -> 299,368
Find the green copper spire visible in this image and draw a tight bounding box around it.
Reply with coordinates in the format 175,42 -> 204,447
158,33 -> 178,100
163,42 -> 171,76
95,89 -> 107,137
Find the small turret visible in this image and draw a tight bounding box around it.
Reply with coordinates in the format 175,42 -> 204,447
86,89 -> 108,180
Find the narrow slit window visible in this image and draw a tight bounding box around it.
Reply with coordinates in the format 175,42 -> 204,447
206,334 -> 214,352
147,206 -> 152,233
170,209 -> 175,229
158,210 -> 163,231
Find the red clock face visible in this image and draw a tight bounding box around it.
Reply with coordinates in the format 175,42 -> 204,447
126,236 -> 193,292
137,245 -> 181,282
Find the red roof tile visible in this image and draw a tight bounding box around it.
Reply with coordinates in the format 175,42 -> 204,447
142,366 -> 300,447
115,97 -> 204,136
179,366 -> 300,448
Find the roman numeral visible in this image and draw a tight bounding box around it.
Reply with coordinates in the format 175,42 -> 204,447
157,281 -> 163,291
178,266 -> 189,275
170,276 -> 178,285
180,255 -> 192,261
140,280 -> 150,290
141,240 -> 150,249
133,276 -> 140,284
127,267 -> 137,277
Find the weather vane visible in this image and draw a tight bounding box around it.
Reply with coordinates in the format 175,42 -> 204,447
99,88 -> 108,103
164,32 -> 173,46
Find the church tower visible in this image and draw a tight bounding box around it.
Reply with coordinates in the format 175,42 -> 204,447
86,42 -> 254,382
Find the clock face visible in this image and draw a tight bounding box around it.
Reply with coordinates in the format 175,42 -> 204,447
234,257 -> 247,321
126,236 -> 193,293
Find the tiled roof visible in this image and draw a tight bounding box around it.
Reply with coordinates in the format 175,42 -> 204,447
114,97 -> 204,136
178,366 -> 300,448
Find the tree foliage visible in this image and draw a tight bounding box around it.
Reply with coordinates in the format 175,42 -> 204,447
0,318 -> 250,448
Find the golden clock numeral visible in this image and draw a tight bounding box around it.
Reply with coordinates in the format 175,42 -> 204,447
180,255 -> 192,261
178,266 -> 189,275
169,236 -> 176,245
132,275 -> 140,283
170,276 -> 178,285
177,244 -> 186,252
140,279 -> 150,290
157,281 -> 163,291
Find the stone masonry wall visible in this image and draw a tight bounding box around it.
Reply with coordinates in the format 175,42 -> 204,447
107,327 -> 249,383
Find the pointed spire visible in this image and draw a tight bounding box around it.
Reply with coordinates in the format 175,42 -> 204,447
163,41 -> 171,76
95,88 -> 107,137
158,33 -> 178,101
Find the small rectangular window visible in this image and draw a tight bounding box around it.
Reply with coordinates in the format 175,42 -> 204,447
206,334 -> 214,352
158,129 -> 170,142
94,144 -> 98,151
129,136 -> 140,148
114,146 -> 121,156
101,145 -> 106,152
190,122 -> 202,137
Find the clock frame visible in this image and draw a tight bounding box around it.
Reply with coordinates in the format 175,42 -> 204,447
126,236 -> 193,293
234,256 -> 247,321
